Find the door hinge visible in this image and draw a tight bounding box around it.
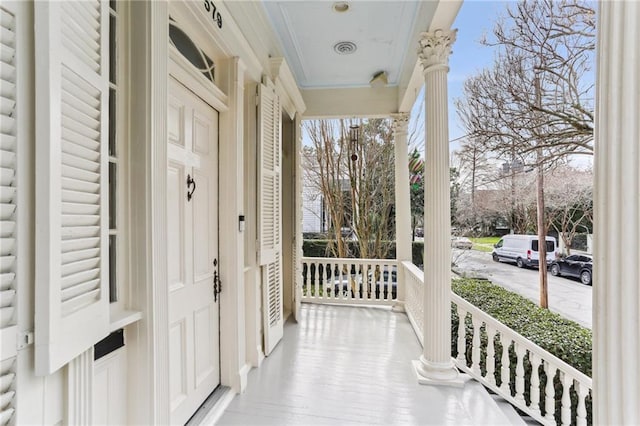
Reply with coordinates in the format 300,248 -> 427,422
17,330 -> 34,350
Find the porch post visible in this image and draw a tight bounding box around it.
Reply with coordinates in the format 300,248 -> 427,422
594,2 -> 640,423
413,29 -> 464,386
392,112 -> 411,312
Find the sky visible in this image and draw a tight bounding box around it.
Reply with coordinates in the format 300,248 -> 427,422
413,0 -> 593,170
409,1 -> 509,154
304,0 -> 593,168
448,1 -> 509,147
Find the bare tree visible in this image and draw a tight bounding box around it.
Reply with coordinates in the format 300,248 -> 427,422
545,165 -> 593,255
303,119 -> 396,260
453,138 -> 494,232
455,0 -> 595,308
304,121 -> 350,258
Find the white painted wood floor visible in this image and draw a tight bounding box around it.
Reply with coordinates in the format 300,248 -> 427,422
217,304 -> 519,425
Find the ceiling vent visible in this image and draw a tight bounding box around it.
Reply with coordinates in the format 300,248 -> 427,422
333,2 -> 350,13
334,41 -> 357,55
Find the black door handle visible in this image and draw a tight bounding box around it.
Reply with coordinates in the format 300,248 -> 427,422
186,174 -> 196,201
213,259 -> 221,302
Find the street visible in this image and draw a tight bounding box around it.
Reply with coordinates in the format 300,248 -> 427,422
452,249 -> 592,329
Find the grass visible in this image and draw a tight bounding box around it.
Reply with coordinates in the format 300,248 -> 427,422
469,236 -> 501,252
469,236 -> 501,245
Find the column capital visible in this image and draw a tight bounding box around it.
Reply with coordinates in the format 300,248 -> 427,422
391,112 -> 410,135
418,29 -> 457,73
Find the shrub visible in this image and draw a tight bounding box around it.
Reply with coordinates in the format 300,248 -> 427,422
451,278 -> 592,376
302,239 -> 424,267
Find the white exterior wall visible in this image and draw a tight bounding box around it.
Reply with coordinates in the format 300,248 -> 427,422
6,1 -> 305,424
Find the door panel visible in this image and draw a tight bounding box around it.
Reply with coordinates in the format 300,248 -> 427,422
194,305 -> 216,386
167,162 -> 186,291
193,168 -> 213,282
168,101 -> 185,146
169,320 -> 188,410
168,77 -> 220,425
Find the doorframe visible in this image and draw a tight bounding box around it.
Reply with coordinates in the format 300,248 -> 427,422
167,25 -> 249,407
129,2 -> 248,422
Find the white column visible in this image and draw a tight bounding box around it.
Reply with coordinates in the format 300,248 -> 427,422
412,29 -> 464,386
594,2 -> 640,423
392,112 -> 411,312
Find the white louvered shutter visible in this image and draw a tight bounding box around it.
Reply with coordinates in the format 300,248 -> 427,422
257,81 -> 283,355
0,5 -> 18,424
34,1 -> 109,375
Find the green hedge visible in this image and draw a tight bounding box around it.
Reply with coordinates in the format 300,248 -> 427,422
303,239 -> 424,266
451,278 -> 592,376
451,278 -> 592,425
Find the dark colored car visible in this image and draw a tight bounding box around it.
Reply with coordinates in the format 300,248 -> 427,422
549,254 -> 593,285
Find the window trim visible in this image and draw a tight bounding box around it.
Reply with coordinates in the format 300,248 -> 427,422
108,0 -> 135,325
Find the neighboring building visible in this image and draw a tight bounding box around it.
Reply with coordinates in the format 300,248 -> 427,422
0,1 -> 637,425
302,189 -> 325,234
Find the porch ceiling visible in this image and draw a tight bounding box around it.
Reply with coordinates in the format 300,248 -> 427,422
225,1 -> 462,117
261,1 -> 441,118
262,1 -> 434,90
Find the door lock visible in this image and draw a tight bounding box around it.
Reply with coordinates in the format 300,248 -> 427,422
213,259 -> 221,302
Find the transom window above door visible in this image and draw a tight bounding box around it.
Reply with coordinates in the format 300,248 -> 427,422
169,17 -> 215,83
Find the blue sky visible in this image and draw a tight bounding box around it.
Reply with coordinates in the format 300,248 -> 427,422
448,1 -> 508,146
408,1 -> 509,153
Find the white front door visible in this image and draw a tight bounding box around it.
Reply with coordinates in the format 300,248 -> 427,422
167,77 -> 220,425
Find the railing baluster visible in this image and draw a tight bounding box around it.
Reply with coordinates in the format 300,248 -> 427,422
345,261 -> 358,300
486,325 -> 496,385
545,361 -> 556,424
561,373 -> 572,425
456,305 -> 466,365
354,262 -> 361,301
500,334 -> 510,394
323,262 -> 330,300
333,262 -> 342,299
383,263 -> 389,300
471,316 -> 482,374
303,261 -> 308,297
529,352 -> 542,418
363,264 -> 370,301
387,262 -> 393,301
312,262 -> 319,300
576,380 -> 588,426
514,342 -> 526,404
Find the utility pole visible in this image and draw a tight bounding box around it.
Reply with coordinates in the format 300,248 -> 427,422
534,72 -> 549,309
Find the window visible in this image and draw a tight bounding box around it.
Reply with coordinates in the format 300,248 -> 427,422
108,1 -> 119,303
531,240 -> 555,252
169,17 -> 215,83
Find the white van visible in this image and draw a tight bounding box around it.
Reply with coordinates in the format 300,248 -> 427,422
492,234 -> 557,268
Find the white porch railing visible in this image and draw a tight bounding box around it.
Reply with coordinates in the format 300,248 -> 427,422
401,261 -> 593,426
301,257 -> 397,306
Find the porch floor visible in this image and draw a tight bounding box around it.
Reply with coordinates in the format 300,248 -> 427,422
217,304 -> 518,425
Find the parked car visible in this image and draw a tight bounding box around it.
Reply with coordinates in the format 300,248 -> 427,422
492,234 -> 557,268
327,266 -> 397,299
549,254 -> 593,285
451,236 -> 473,250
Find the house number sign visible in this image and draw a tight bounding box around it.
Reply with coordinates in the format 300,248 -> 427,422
203,0 -> 223,29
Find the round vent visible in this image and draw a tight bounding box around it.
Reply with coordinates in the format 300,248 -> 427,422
333,2 -> 350,13
334,41 -> 357,55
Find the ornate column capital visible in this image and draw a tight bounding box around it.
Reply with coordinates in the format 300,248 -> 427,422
391,112 -> 410,135
418,29 -> 457,73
